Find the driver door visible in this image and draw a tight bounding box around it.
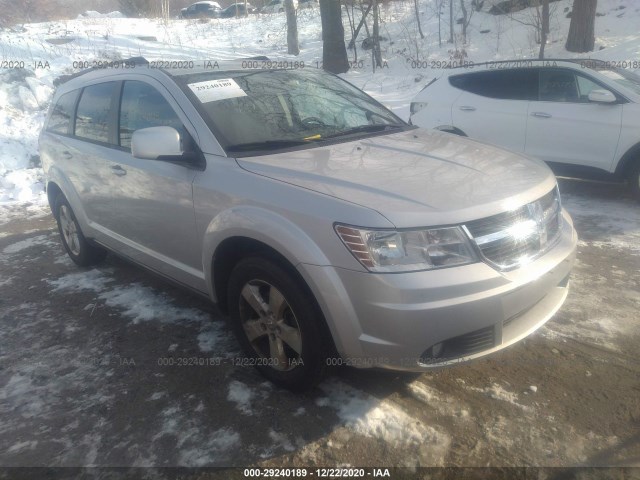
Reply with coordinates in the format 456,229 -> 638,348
525,68 -> 623,171
105,79 -> 204,290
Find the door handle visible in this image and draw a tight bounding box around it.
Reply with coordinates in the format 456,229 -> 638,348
459,106 -> 476,111
62,151 -> 72,159
531,112 -> 552,118
111,165 -> 127,176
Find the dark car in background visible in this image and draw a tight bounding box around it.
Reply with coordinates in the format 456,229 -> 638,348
219,3 -> 257,17
180,1 -> 222,18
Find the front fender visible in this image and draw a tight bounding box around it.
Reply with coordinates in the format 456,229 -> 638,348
202,206 -> 332,301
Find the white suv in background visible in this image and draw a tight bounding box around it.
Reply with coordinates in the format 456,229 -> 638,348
409,60 -> 640,198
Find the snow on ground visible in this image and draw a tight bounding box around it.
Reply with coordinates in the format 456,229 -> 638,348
153,405 -> 241,466
316,379 -> 451,466
227,380 -> 256,415
562,191 -> 640,254
45,268 -> 236,355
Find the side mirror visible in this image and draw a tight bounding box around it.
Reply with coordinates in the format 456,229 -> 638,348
131,126 -> 183,160
588,89 -> 617,104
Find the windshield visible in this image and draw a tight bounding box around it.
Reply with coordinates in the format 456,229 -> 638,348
174,69 -> 407,155
598,68 -> 640,96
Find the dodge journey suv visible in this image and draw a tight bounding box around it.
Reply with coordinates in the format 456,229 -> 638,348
39,59 -> 577,390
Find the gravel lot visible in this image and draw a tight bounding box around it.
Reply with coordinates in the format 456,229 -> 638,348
0,179 -> 639,471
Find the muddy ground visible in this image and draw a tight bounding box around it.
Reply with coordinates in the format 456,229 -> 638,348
0,179 -> 638,473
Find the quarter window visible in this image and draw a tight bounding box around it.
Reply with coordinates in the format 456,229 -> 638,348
47,90 -> 78,135
75,82 -> 116,143
119,81 -> 185,150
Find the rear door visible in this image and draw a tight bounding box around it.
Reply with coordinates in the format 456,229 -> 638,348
451,69 -> 538,152
105,79 -> 204,290
525,68 -> 623,172
64,81 -> 120,231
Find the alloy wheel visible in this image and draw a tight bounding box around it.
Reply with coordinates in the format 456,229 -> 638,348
238,280 -> 302,371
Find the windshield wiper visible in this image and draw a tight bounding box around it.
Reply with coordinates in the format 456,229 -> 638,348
322,123 -> 405,140
225,139 -> 311,152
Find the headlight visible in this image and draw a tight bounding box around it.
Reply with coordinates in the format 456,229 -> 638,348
335,224 -> 478,272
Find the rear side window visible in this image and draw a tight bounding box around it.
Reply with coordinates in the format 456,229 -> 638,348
47,91 -> 78,134
449,69 -> 538,100
118,81 -> 185,150
75,82 -> 116,143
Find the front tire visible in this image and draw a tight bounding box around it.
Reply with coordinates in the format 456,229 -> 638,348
228,257 -> 329,391
54,195 -> 107,267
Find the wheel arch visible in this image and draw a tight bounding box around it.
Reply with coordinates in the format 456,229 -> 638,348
202,206 -> 332,307
44,167 -> 89,227
211,235 -> 339,357
46,181 -> 63,218
614,141 -> 640,179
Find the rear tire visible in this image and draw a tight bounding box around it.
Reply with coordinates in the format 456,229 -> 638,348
54,195 -> 107,267
227,257 -> 329,391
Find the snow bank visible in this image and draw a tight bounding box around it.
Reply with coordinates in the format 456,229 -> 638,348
77,11 -> 125,19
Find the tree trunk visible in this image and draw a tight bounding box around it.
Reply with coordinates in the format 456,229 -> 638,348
459,0 -> 467,44
414,0 -> 424,39
437,0 -> 442,47
538,0 -> 549,59
448,0 -> 454,43
372,0 -> 382,68
566,0 -> 597,53
347,3 -> 372,49
320,0 -> 350,73
285,0 -> 299,55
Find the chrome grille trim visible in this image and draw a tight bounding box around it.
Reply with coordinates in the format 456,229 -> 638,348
464,187 -> 562,271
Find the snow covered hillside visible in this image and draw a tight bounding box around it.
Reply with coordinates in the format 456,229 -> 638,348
0,0 -> 639,209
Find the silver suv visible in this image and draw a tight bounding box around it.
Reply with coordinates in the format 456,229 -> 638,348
39,60 -> 577,390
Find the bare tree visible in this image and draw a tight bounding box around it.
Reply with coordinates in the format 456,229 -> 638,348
285,0 -> 299,55
119,0 -> 155,17
160,0 -> 171,24
0,0 -> 61,26
448,0 -> 454,43
371,0 -> 383,69
459,0 -> 475,44
436,0 -> 444,47
347,2 -> 372,49
414,0 -> 424,39
504,0 -> 553,59
538,0 -> 549,58
319,0 -> 349,73
566,0 -> 597,52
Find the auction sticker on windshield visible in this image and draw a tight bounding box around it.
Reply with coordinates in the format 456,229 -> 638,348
187,78 -> 247,103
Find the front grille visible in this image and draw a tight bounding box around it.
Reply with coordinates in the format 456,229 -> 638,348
464,187 -> 562,271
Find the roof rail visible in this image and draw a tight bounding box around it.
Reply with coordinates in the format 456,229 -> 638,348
54,56 -> 150,86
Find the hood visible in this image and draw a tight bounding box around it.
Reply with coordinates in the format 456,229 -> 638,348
236,128 -> 557,228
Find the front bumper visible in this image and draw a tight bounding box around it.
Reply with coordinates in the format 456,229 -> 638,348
299,209 -> 577,371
